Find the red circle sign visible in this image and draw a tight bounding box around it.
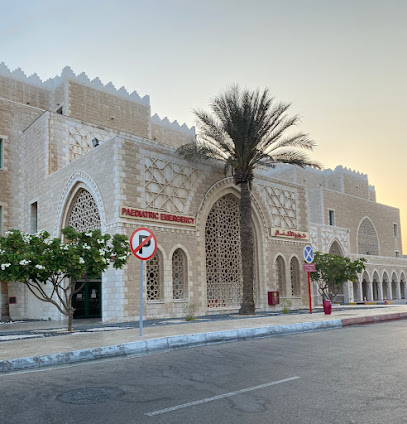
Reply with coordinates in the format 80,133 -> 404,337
129,228 -> 157,261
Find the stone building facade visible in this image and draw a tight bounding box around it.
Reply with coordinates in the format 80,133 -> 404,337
0,63 -> 406,323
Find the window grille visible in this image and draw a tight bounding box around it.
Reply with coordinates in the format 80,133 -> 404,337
68,189 -> 101,232
146,252 -> 161,300
172,249 -> 186,300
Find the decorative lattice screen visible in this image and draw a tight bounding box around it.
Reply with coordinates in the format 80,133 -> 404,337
263,186 -> 297,229
68,189 -> 101,232
290,257 -> 300,296
358,218 -> 379,255
172,249 -> 186,300
329,241 -> 343,256
276,256 -> 286,296
147,253 -> 161,300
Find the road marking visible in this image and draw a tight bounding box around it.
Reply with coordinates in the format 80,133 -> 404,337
145,376 -> 300,416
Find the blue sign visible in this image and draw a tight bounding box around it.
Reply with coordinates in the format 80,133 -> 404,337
304,246 -> 314,263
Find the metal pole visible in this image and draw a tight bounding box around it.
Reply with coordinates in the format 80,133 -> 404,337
308,271 -> 312,314
139,260 -> 144,336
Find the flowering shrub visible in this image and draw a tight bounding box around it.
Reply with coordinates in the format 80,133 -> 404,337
0,227 -> 131,330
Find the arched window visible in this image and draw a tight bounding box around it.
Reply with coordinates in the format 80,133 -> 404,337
329,240 -> 343,256
358,218 -> 379,255
290,257 -> 300,296
146,251 -> 162,301
276,256 -> 286,297
68,188 -> 101,231
172,249 -> 187,300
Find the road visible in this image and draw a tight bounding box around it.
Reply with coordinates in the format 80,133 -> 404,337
1,320 -> 406,424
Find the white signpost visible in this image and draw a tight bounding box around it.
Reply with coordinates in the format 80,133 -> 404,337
303,245 -> 315,315
130,228 -> 157,336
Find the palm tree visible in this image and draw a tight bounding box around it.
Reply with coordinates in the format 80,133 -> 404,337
177,85 -> 321,315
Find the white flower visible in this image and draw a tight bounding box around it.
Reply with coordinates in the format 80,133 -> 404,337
19,259 -> 31,266
0,249 -> 5,255
99,249 -> 105,255
97,239 -> 105,244
83,243 -> 91,250
44,239 -> 53,245
61,244 -> 69,250
5,231 -> 13,235
35,265 -> 45,270
23,235 -> 31,243
1,263 -> 11,270
79,257 -> 85,264
85,232 -> 93,237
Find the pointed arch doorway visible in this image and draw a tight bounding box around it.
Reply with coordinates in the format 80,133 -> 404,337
66,187 -> 103,319
205,193 -> 259,309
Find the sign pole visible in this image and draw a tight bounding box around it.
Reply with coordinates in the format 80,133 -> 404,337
308,271 -> 312,314
139,260 -> 144,336
129,227 -> 157,338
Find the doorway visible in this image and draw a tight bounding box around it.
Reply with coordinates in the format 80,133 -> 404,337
72,279 -> 102,319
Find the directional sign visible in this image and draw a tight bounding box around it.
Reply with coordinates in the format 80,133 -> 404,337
303,245 -> 314,264
130,228 -> 157,261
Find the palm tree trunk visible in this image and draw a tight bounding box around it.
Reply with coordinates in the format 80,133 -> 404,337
239,181 -> 255,315
1,280 -> 11,322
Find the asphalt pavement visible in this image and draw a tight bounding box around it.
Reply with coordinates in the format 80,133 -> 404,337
1,303 -> 407,373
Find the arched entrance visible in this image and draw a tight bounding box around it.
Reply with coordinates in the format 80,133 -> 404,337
205,194 -> 258,309
372,272 -> 380,301
401,273 -> 406,299
66,188 -> 102,319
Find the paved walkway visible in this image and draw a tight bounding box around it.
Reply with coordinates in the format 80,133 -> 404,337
1,304 -> 406,373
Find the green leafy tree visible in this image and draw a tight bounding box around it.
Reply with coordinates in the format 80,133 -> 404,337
310,252 -> 366,302
0,227 -> 130,331
177,85 -> 321,314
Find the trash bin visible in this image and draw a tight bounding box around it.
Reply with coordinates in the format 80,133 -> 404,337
323,299 -> 332,315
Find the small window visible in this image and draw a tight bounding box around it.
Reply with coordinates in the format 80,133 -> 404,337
329,210 -> 335,226
0,138 -> 3,168
56,106 -> 63,115
394,224 -> 398,237
0,206 -> 2,235
395,251 -> 400,258
30,202 -> 38,234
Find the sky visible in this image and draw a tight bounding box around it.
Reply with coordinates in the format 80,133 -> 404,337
1,0 -> 407,249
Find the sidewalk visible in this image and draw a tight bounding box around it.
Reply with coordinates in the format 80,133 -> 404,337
1,304 -> 407,373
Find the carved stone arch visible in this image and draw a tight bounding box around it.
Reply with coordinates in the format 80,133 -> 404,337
289,255 -> 301,297
372,270 -> 380,301
401,272 -> 406,299
382,270 -> 390,282
357,217 -> 380,256
170,246 -> 188,300
275,255 -> 287,297
196,177 -> 268,233
361,270 -> 370,282
328,239 -> 344,256
400,271 -> 406,282
56,171 -> 106,236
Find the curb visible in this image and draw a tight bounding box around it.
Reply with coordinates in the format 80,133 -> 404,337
0,320 -> 342,373
341,312 -> 407,326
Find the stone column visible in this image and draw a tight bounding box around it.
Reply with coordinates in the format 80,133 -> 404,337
378,281 -> 384,301
396,282 -> 401,300
368,281 -> 373,301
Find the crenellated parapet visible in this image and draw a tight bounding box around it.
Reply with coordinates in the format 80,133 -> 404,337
151,113 -> 195,135
0,63 -> 150,105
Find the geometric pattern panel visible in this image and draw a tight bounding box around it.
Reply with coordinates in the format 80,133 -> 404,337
68,189 -> 101,232
276,255 -> 286,297
205,194 -> 243,308
358,218 -> 379,256
145,157 -> 201,213
68,125 -> 110,163
262,185 -> 297,229
146,253 -> 161,301
172,249 -> 186,300
290,257 -> 300,296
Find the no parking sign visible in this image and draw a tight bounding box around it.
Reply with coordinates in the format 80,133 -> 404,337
129,228 -> 157,336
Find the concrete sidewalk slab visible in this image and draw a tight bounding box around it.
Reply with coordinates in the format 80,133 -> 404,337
1,305 -> 407,373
